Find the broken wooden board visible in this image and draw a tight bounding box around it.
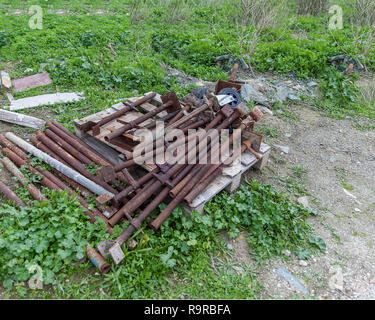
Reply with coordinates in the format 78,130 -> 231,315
0,109 -> 45,129
12,72 -> 52,93
9,92 -> 85,111
1,71 -> 12,91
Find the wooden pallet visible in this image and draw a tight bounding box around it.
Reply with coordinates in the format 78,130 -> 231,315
74,93 -> 271,213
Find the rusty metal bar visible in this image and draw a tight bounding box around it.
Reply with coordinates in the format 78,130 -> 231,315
36,131 -> 118,195
229,63 -> 239,81
51,120 -> 110,163
44,128 -> 92,165
30,135 -> 93,197
1,157 -> 47,202
6,132 -> 115,197
0,181 -> 25,207
106,100 -> 175,142
91,92 -> 156,135
47,121 -> 110,167
86,244 -> 111,274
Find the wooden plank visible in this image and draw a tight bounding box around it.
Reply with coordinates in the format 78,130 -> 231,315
1,71 -> 12,91
10,92 -> 84,111
185,143 -> 271,212
0,109 -> 45,129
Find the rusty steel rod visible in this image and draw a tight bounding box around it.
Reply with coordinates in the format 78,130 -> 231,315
6,132 -> 114,197
30,136 -> 93,197
166,100 -> 212,131
36,131 -> 118,195
91,92 -> 156,134
44,128 -> 92,165
47,121 -> 110,167
2,147 -> 105,223
106,100 -> 174,142
0,181 -> 25,207
184,166 -> 223,204
1,157 -> 47,202
51,120 -> 110,164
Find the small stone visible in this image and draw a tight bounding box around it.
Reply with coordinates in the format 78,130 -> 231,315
307,81 -> 318,88
288,94 -> 301,101
25,68 -> 33,73
328,266 -> 344,291
299,260 -> 308,267
285,133 -> 292,138
297,196 -> 309,208
257,105 -> 273,116
354,208 -> 361,213
329,157 -> 337,163
276,268 -> 309,294
274,145 -> 290,154
227,243 -> 233,250
282,249 -> 291,257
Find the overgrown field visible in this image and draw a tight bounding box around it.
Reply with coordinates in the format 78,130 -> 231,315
0,0 -> 374,299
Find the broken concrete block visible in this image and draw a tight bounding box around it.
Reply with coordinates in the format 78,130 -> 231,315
1,71 -> 12,91
12,71 -> 52,93
0,109 -> 45,129
9,92 -> 85,111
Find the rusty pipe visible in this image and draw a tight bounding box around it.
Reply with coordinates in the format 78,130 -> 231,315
30,136 -> 93,197
0,181 -> 25,207
150,164 -> 209,231
36,131 -> 118,195
229,63 -> 239,81
2,147 -> 104,223
51,120 -> 110,164
1,157 -> 47,202
86,244 -> 111,274
44,128 -> 92,165
47,121 -> 110,167
184,166 -> 223,204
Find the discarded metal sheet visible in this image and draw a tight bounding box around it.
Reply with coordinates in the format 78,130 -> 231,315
12,71 -> 52,92
109,242 -> 125,265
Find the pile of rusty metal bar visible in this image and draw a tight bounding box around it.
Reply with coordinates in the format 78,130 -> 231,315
0,64 -> 264,273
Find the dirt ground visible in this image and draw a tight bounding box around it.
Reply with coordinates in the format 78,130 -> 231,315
230,103 -> 375,300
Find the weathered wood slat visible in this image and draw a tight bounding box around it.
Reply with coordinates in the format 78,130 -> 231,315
0,109 -> 45,129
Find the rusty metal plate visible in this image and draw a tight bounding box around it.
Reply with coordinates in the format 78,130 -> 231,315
98,165 -> 116,183
161,91 -> 181,113
96,193 -> 113,205
220,105 -> 234,118
109,242 -> 125,265
12,72 -> 52,93
97,239 -> 115,257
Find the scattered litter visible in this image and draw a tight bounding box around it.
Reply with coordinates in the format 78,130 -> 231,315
282,249 -> 291,257
276,267 -> 309,294
297,196 -> 309,208
328,266 -> 344,291
354,208 -> 361,213
274,144 -> 290,154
